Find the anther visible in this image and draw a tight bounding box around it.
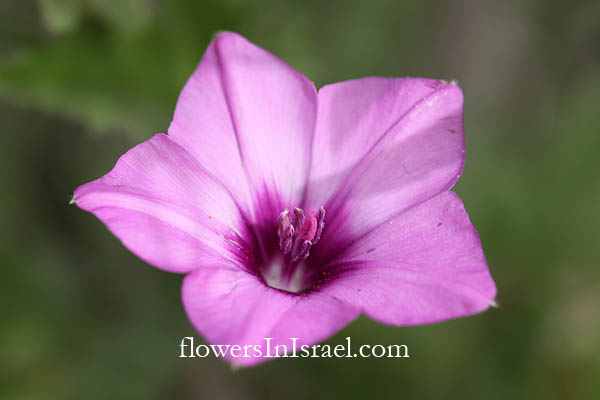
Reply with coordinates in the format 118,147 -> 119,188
278,209 -> 294,253
293,207 -> 305,231
278,209 -> 290,235
313,206 -> 326,244
292,240 -> 312,262
277,206 -> 325,262
281,225 -> 294,254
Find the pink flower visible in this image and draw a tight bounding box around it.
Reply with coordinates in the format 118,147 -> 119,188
73,32 -> 496,366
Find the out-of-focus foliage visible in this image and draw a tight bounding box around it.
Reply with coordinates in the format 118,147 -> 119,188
0,0 -> 244,137
1,0 -> 599,399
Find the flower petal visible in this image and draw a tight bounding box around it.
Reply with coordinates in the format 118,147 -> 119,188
182,266 -> 359,366
73,133 -> 251,273
306,78 -> 465,259
168,32 -> 317,220
323,192 -> 496,325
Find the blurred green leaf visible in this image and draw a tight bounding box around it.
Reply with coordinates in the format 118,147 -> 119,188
0,23 -> 180,138
39,0 -> 84,34
0,0 -> 241,139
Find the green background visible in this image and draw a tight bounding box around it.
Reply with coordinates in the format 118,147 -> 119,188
1,0 -> 599,399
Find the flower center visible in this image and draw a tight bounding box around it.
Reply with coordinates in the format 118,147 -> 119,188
278,206 -> 325,262
262,206 -> 325,293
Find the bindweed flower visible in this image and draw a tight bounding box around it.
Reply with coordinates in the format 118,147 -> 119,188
73,32 -> 496,366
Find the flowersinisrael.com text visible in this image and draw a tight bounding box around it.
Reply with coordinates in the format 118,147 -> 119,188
179,337 -> 409,359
